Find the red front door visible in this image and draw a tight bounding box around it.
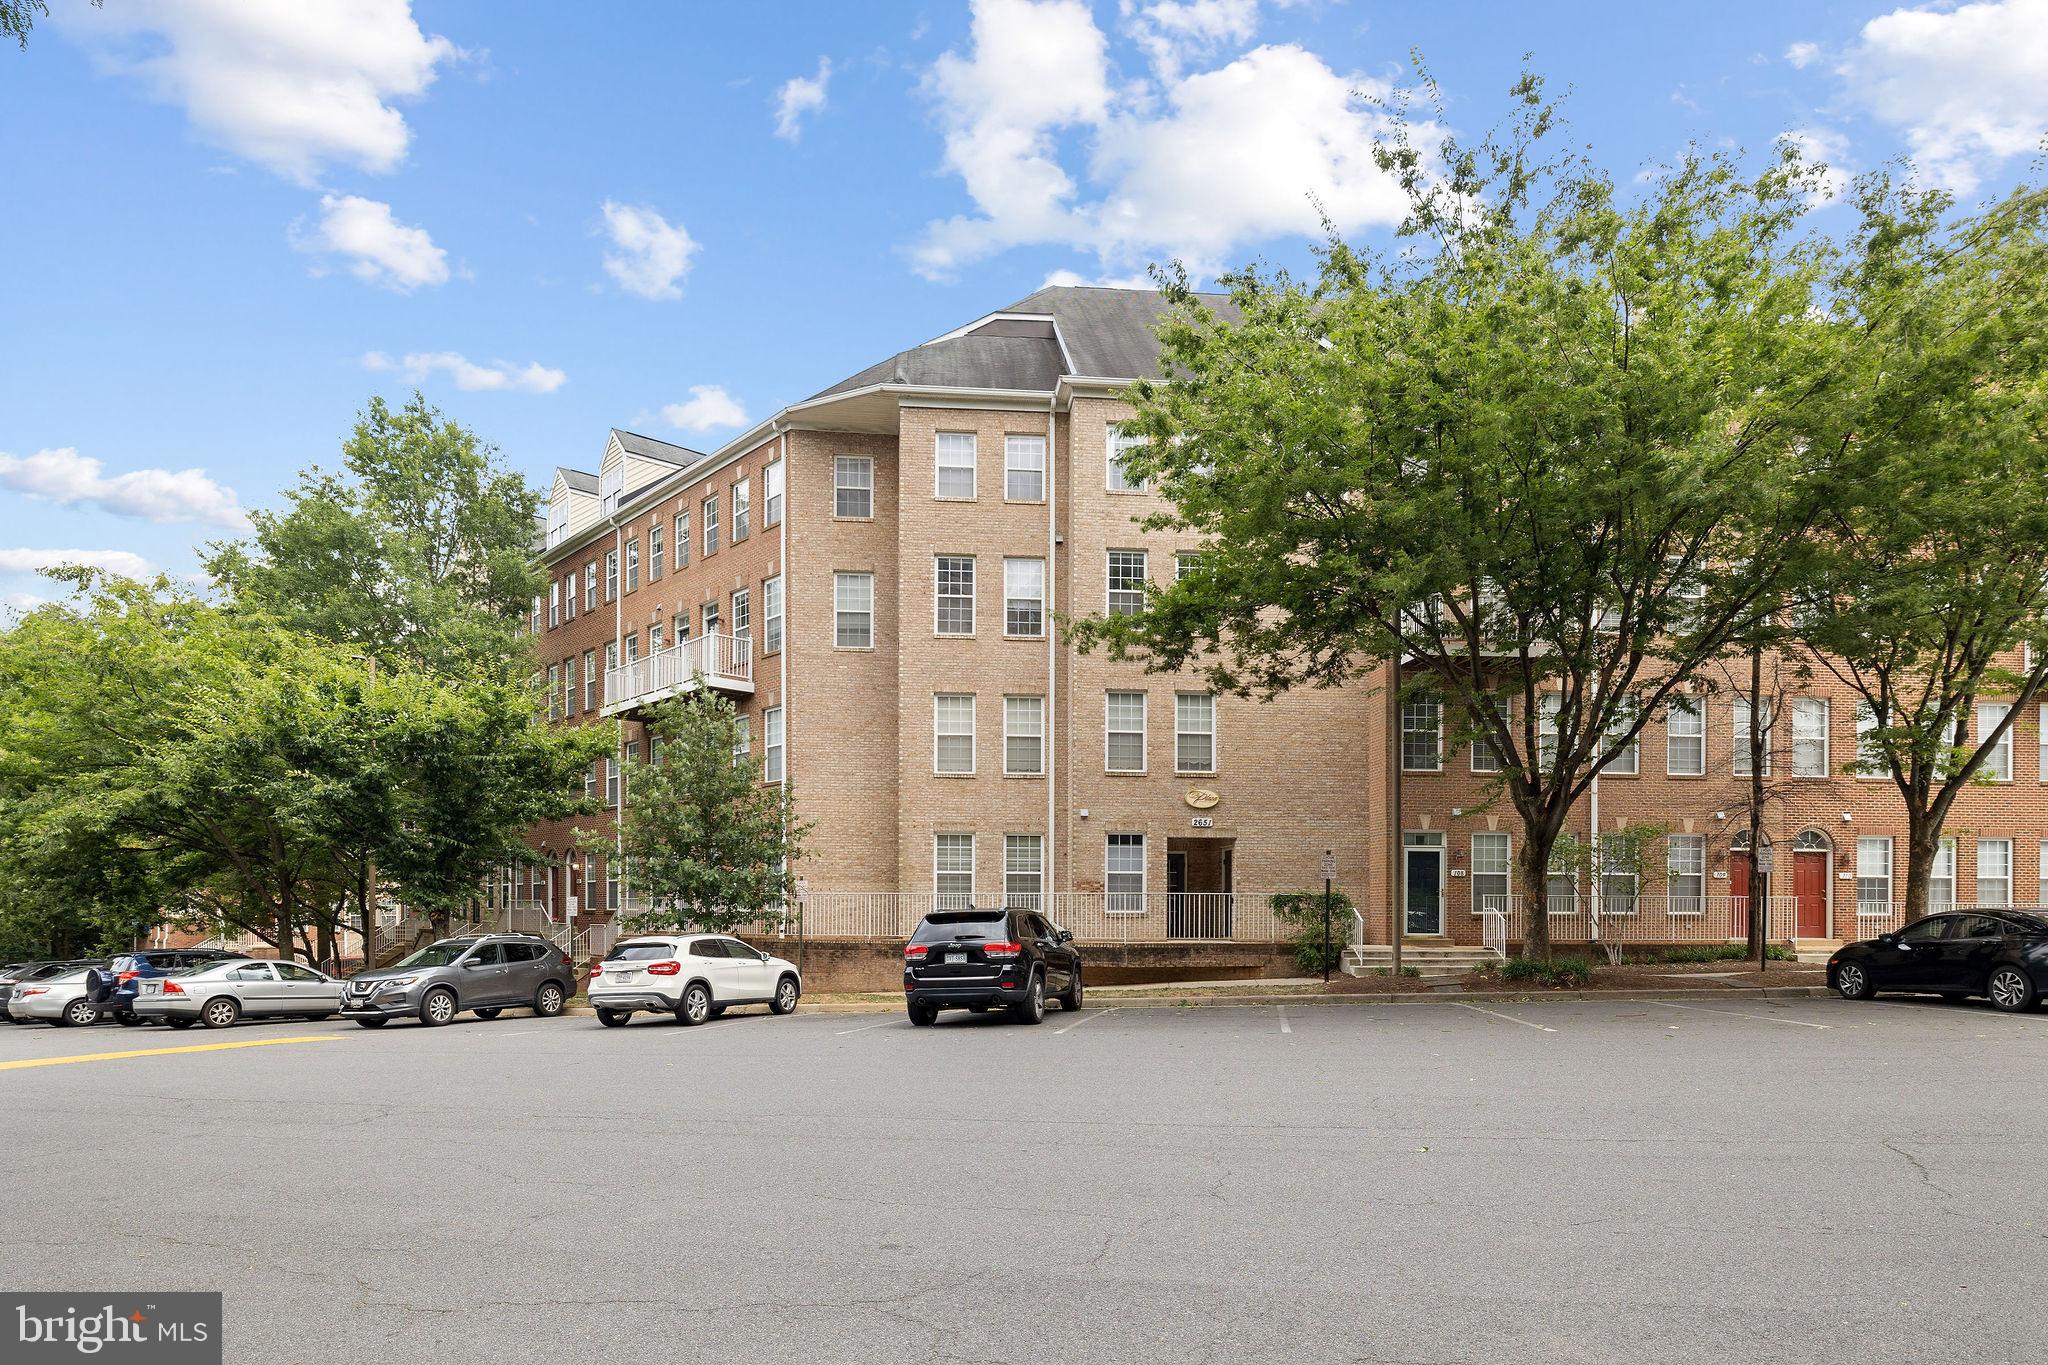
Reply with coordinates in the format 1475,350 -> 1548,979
1793,851 -> 1829,937
1730,852 -> 1752,935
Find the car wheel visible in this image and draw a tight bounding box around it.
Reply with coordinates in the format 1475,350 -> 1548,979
419,988 -> 457,1027
771,974 -> 800,1015
1059,969 -> 1083,1013
534,981 -> 567,1018
1013,974 -> 1046,1025
908,1002 -> 937,1026
596,1008 -> 628,1028
115,1010 -> 143,1027
1987,965 -> 2036,1013
59,999 -> 97,1027
354,1017 -> 387,1029
200,996 -> 240,1030
677,983 -> 712,1026
1834,962 -> 1875,1001
474,1007 -> 503,1020
167,1018 -> 195,1030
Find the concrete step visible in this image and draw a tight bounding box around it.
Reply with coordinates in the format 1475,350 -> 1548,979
1341,944 -> 1501,979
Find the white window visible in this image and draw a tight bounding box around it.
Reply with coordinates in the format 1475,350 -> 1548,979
834,572 -> 873,648
547,664 -> 560,721
1599,833 -> 1638,914
1106,550 -> 1147,616
1931,837 -> 1957,911
763,575 -> 783,654
548,580 -> 560,628
1471,832 -> 1511,915
2041,704 -> 2048,781
585,561 -> 598,611
1401,696 -> 1442,772
564,656 -> 578,717
1667,835 -> 1706,911
1107,424 -> 1147,492
936,555 -> 975,635
648,621 -> 663,654
763,706 -> 784,783
530,596 -> 540,634
1855,837 -> 1892,912
648,526 -> 663,581
935,432 -> 977,498
1004,696 -> 1044,776
1174,551 -> 1200,582
1004,557 -> 1045,637
672,514 -> 688,568
604,549 -> 618,602
625,537 -> 640,592
1106,691 -> 1147,772
1602,709 -> 1640,776
1106,833 -> 1145,910
733,716 -> 750,762
605,755 -> 620,806
566,573 -> 578,622
2039,839 -> 2048,908
1004,834 -> 1042,909
701,601 -> 720,637
1005,435 -> 1045,501
702,494 -> 720,555
1538,693 -> 1561,770
732,477 -> 751,543
934,834 -> 974,908
1666,697 -> 1705,776
934,694 -> 976,774
1978,702 -> 2013,782
731,588 -> 750,650
1471,702 -> 1504,774
1791,697 -> 1829,777
834,455 -> 873,518
763,459 -> 784,527
1855,700 -> 1886,778
1175,692 -> 1216,773
1733,697 -> 1772,776
582,649 -> 596,711
1977,838 -> 2012,907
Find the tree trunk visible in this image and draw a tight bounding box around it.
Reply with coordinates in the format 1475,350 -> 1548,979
1901,816 -> 1938,925
1517,830 -> 1554,960
316,916 -> 336,974
275,906 -> 293,964
1745,645 -> 1768,966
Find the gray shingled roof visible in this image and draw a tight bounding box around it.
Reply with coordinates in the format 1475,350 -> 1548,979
559,468 -> 599,494
803,285 -> 1236,402
611,428 -> 703,464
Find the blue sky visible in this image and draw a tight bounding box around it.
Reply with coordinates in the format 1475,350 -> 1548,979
3,0 -> 2045,608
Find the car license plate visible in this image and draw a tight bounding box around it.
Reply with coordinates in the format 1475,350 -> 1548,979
945,953 -> 967,964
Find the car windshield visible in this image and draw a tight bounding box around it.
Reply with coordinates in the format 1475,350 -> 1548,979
912,913 -> 1009,944
393,941 -> 475,969
607,942 -> 678,961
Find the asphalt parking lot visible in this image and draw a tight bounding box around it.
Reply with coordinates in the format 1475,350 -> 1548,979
5,994 -> 2045,1364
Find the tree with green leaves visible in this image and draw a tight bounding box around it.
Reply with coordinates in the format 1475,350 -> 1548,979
4,0 -> 97,52
1071,76 -> 1846,958
588,694 -> 807,936
1796,179 -> 2048,924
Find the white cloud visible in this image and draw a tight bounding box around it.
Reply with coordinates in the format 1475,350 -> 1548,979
774,57 -> 832,140
1838,0 -> 2048,192
75,0 -> 461,184
0,447 -> 248,527
599,201 -> 698,301
0,548 -> 154,579
3,592 -> 49,612
362,351 -> 566,394
1783,128 -> 1854,206
294,194 -> 449,291
915,0 -> 1420,281
1784,40 -> 1821,69
661,385 -> 750,434
1122,0 -> 1257,79
1041,266 -> 1158,289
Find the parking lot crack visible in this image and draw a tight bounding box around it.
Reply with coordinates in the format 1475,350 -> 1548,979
1882,1139 -> 1955,1201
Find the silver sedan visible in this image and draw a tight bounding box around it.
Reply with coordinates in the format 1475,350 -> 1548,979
6,969 -> 105,1027
133,959 -> 344,1029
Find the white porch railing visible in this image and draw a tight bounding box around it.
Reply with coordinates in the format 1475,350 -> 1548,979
601,630 -> 752,716
1480,893 -> 1804,955
792,891 -> 1291,944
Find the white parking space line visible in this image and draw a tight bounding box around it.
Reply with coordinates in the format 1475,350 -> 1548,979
1646,1000 -> 1831,1029
1054,1007 -> 1117,1035
833,1019 -> 900,1036
1277,1006 -> 1292,1034
1454,1002 -> 1557,1033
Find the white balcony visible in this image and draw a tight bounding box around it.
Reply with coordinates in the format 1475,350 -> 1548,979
601,630 -> 753,717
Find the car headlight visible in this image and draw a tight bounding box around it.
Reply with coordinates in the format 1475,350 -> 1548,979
377,976 -> 418,990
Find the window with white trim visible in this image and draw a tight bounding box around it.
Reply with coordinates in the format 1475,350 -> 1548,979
1667,835 -> 1705,911
1005,434 -> 1045,501
563,656 -> 577,717
585,561 -> 598,611
763,575 -> 783,654
934,694 -> 975,774
732,478 -> 751,543
673,512 -> 689,568
1106,550 -> 1148,617
649,526 -> 663,581
935,555 -> 975,635
605,755 -> 619,806
604,549 -> 618,602
702,494 -> 720,555
1004,696 -> 1044,776
1791,697 -> 1829,777
731,588 -> 750,652
1603,708 -> 1640,776
2039,839 -> 2048,907
1004,834 -> 1042,908
763,459 -> 783,528
1106,691 -> 1146,772
763,706 -> 784,783
935,432 -> 976,498
548,580 -> 560,629
1666,697 -> 1705,776
1931,837 -> 1956,910
565,572 -> 577,621
547,664 -> 560,721
1107,424 -> 1147,492
1470,701 -> 1504,774
1977,838 -> 2012,907
1977,702 -> 2013,782
834,572 -> 873,648
625,537 -> 640,592
1855,700 -> 1886,778
1175,692 -> 1216,774
701,600 -> 720,637
1599,833 -> 1638,914
1855,837 -> 1892,913
624,631 -> 639,664
834,455 -> 873,518
1106,833 -> 1145,910
1733,697 -> 1772,776
1538,693 -> 1561,770
648,621 -> 663,654
934,834 -> 974,908
1004,557 -> 1045,637
582,649 -> 597,711
1471,832 -> 1511,915
1400,696 -> 1442,772
732,715 -> 750,762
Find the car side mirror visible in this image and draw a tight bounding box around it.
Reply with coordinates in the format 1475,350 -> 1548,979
1057,929 -> 1074,944
1876,933 -> 1897,945
462,959 -> 484,969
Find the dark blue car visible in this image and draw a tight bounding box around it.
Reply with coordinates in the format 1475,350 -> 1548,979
93,950 -> 244,1024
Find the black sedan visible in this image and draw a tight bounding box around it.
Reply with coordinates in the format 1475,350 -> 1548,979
1830,911 -> 2047,1012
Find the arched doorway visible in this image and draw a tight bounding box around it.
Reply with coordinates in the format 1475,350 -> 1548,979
1792,830 -> 1833,938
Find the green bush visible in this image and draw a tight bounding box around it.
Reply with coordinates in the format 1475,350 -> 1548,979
1628,944 -> 1798,965
1272,890 -> 1355,974
1499,956 -> 1593,987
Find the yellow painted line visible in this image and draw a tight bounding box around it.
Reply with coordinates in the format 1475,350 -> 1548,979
0,1034 -> 344,1071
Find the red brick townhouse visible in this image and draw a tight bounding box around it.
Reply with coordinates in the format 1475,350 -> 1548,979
510,285 -> 2048,966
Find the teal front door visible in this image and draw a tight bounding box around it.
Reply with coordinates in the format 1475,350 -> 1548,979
1405,846 -> 1444,935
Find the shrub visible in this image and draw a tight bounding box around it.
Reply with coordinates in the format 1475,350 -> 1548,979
1272,889 -> 1355,974
1499,956 -> 1592,987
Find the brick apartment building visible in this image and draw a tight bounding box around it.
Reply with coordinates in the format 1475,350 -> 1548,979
515,285 -> 2048,964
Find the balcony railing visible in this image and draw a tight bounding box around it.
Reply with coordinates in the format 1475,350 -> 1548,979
1478,893 -> 1804,950
785,891 -> 1292,944
601,631 -> 752,716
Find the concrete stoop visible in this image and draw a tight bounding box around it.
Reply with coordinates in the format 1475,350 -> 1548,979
1792,939 -> 1844,964
1342,941 -> 1503,979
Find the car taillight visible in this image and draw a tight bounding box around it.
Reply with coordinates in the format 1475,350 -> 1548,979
903,944 -> 929,960
983,941 -> 1023,960
646,960 -> 681,976
21,987 -> 48,997
117,971 -> 139,982
162,981 -> 185,995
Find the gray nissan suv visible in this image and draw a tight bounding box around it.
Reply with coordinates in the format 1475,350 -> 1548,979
341,934 -> 575,1028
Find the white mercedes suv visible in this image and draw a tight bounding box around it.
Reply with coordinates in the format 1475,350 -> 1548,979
589,934 -> 802,1027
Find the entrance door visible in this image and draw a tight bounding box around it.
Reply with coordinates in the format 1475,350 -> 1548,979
1729,851 -> 1751,936
1793,850 -> 1829,937
1404,845 -> 1445,936
1166,853 -> 1187,896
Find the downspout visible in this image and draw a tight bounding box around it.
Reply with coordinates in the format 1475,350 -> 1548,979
1588,767 -> 1601,950
1046,393 -> 1059,913
778,427 -> 791,919
611,515 -> 624,935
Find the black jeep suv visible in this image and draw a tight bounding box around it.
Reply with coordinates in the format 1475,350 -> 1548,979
903,907 -> 1082,1025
